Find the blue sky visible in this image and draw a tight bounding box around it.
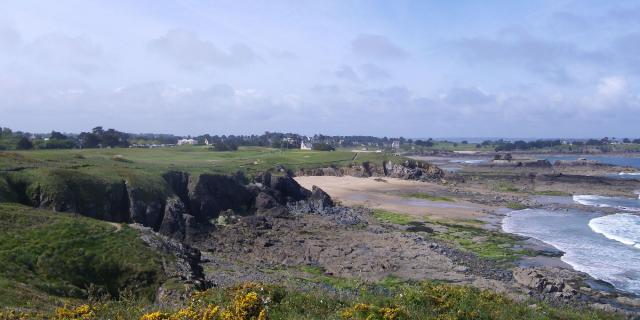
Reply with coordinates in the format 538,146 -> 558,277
0,0 -> 638,138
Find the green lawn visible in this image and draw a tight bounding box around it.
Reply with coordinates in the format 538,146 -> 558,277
1,146 -> 394,177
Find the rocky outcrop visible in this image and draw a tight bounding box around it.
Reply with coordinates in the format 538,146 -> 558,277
553,159 -> 610,167
308,185 -> 334,211
132,224 -> 209,305
187,174 -> 256,222
3,167 -> 335,243
271,175 -> 312,203
128,185 -> 165,229
298,159 -> 444,181
513,267 -> 579,300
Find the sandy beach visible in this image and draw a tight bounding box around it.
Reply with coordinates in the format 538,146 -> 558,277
295,176 -> 493,221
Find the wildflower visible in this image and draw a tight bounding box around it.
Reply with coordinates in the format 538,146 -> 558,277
54,304 -> 95,320
139,311 -> 170,320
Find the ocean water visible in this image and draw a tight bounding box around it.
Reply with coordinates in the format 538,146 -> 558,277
609,172 -> 640,180
544,155 -> 640,169
573,195 -> 640,212
503,209 -> 640,295
449,159 -> 487,164
589,214 -> 640,249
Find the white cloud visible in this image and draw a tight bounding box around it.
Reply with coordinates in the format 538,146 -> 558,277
24,33 -> 107,74
351,33 -> 408,60
148,29 -> 258,69
597,76 -> 627,99
0,25 -> 21,51
334,65 -> 360,82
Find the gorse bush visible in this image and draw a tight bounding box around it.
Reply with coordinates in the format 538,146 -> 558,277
3,281 -> 618,320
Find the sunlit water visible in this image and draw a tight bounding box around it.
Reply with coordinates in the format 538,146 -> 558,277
503,209 -> 640,295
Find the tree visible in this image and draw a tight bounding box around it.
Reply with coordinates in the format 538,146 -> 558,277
312,143 -> 335,151
50,131 -> 68,140
16,137 -> 33,150
79,132 -> 101,148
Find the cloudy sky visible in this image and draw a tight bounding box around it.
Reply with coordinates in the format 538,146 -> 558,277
1,0 -> 639,138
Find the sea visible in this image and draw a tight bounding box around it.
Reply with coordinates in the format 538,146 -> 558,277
543,155 -> 640,170
503,194 -> 640,295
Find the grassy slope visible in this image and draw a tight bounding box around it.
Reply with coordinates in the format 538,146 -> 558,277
0,203 -> 168,311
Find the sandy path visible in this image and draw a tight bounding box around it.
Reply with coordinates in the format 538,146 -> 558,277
295,176 -> 491,221
107,222 -> 123,232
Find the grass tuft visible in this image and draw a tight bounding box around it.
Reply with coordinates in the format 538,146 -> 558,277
371,210 -> 416,225
405,193 -> 453,202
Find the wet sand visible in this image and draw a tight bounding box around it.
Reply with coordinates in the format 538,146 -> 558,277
295,176 -> 492,221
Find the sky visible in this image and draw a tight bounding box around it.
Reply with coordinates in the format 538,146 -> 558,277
0,0 -> 639,138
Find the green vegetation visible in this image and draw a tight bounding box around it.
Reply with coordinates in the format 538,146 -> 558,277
297,265 -> 360,290
425,218 -> 527,262
493,181 -> 520,193
405,193 -> 453,202
372,210 -> 416,225
370,209 -> 526,263
7,281 -> 618,319
0,203 -> 168,310
0,147 -> 394,177
0,147 -> 397,212
506,202 -> 528,210
533,190 -> 571,196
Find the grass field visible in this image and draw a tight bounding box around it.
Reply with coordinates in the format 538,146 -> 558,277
1,146 -> 394,177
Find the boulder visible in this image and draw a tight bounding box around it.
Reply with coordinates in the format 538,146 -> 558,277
159,197 -> 188,241
513,267 -> 578,300
187,174 -> 256,221
309,185 -> 334,211
255,192 -> 279,212
271,175 -> 311,204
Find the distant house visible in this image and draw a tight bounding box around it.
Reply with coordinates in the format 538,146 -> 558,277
391,141 -> 400,150
177,138 -> 197,146
300,140 -> 313,150
204,138 -> 210,146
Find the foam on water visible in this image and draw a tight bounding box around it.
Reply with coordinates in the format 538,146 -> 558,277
589,213 -> 640,248
449,159 -> 486,164
619,172 -> 640,176
573,195 -> 640,212
503,209 -> 640,295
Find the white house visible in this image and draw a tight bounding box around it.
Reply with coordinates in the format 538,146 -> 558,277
391,141 -> 400,150
177,138 -> 198,146
300,140 -> 313,150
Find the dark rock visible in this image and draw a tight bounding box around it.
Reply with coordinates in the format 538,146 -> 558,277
188,174 -> 256,221
128,185 -> 165,229
308,186 -> 334,211
159,196 -> 187,240
271,175 -> 311,204
255,192 -> 279,212
253,171 -> 272,187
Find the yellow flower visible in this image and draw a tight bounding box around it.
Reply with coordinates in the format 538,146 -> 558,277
201,305 -> 220,320
54,304 -> 95,320
139,311 -> 170,320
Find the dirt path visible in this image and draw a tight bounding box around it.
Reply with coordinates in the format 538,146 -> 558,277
107,222 -> 123,232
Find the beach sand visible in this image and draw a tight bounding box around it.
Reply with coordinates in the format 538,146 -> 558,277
295,176 -> 492,221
